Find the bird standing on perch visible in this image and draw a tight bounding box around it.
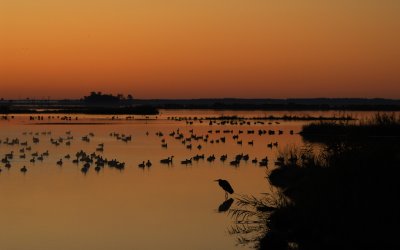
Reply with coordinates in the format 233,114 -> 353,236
215,179 -> 234,199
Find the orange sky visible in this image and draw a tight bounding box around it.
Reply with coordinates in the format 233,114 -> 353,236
1,0 -> 400,99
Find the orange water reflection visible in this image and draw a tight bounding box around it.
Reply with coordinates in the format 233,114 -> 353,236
0,110 -> 366,249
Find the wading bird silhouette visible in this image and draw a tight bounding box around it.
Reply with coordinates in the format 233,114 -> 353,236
215,179 -> 234,199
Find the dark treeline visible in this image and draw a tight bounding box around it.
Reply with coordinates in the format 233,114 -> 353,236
231,113 -> 400,250
122,98 -> 400,110
201,115 -> 354,121
0,105 -> 10,113
2,97 -> 400,111
2,94 -> 400,115
0,92 -> 158,115
83,91 -> 134,105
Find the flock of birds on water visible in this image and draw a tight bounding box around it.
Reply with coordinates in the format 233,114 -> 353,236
0,116 -> 296,182
0,131 -> 132,174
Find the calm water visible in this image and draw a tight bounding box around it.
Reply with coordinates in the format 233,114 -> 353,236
0,110 -> 391,250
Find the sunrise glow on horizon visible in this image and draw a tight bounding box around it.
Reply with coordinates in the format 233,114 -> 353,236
1,0 -> 400,99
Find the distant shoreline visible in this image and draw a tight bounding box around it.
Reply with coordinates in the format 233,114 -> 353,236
2,98 -> 400,114
28,122 -> 115,125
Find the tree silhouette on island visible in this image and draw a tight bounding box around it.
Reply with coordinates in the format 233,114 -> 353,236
83,91 -> 133,105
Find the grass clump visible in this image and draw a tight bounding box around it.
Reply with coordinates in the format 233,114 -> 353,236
230,114 -> 400,250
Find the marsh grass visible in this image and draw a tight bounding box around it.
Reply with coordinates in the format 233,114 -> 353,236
301,113 -> 400,141
228,192 -> 289,248
229,114 -> 400,249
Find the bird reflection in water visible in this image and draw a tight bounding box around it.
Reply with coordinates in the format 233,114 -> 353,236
218,198 -> 234,213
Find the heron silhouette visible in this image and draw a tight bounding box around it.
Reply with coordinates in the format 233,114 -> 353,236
215,179 -> 234,199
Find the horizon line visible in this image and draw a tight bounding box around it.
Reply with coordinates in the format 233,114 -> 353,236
1,97 -> 400,101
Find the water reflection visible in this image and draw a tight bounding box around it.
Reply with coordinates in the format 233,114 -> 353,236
1,110 -> 360,250
218,198 -> 234,213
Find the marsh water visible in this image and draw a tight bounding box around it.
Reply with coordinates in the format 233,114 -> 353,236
0,110 -> 389,250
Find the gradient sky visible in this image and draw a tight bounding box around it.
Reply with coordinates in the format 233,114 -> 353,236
1,0 -> 400,99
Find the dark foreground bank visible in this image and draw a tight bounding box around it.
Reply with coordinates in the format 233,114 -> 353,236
231,113 -> 400,250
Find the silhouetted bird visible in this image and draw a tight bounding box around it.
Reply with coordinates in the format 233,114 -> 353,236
20,166 -> 27,173
146,160 -> 152,167
215,179 -> 234,199
138,161 -> 145,168
81,166 -> 88,174
160,156 -> 174,164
